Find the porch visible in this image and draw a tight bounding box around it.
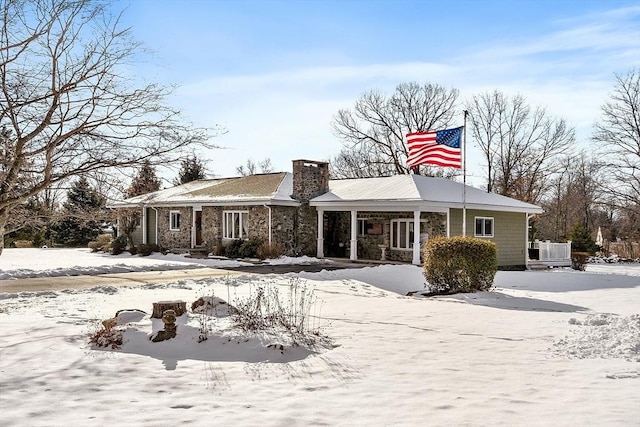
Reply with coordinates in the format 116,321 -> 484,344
316,209 -> 449,265
527,240 -> 572,268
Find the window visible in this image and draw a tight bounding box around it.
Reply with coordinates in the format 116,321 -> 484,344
169,211 -> 181,231
475,217 -> 494,237
391,219 -> 429,250
223,211 -> 249,239
357,219 -> 368,237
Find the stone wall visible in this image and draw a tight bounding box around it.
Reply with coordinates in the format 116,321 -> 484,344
198,205 -> 300,255
157,206 -> 192,248
270,206 -> 298,254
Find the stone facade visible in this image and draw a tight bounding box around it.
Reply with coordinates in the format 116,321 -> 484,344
292,160 -> 329,202
157,207 -> 192,249
199,205 -> 301,255
290,160 -> 328,256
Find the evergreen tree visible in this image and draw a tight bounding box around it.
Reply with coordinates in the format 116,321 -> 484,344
174,155 -> 207,185
50,177 -> 105,246
127,161 -> 162,197
568,222 -> 597,254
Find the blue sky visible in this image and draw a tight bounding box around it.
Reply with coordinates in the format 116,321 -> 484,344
115,0 -> 640,185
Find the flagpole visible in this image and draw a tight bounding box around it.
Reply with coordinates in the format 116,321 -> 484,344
462,110 -> 468,237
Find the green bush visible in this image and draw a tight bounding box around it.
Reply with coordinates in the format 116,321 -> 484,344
224,239 -> 244,258
422,236 -> 498,294
224,237 -> 264,259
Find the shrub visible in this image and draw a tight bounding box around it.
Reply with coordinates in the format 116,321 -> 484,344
571,252 -> 589,271
14,240 -> 33,248
230,278 -> 321,339
224,239 -> 244,258
239,237 -> 263,258
88,234 -> 113,252
88,326 -> 124,349
256,241 -> 285,260
422,236 -> 498,295
128,246 -> 138,255
110,236 -> 127,255
137,243 -> 160,256
224,237 -> 264,259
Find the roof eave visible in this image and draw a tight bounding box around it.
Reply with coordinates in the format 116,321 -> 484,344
108,197 -> 299,209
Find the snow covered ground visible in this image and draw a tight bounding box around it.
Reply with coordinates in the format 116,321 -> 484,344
0,248 -> 639,426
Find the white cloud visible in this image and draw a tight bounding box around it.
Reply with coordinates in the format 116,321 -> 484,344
170,6 -> 639,180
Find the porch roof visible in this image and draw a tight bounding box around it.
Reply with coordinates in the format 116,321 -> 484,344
108,172 -> 299,208
310,175 -> 544,214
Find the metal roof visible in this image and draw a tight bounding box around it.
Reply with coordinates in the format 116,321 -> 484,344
310,175 -> 543,214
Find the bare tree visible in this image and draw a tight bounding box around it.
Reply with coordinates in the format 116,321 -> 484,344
536,153 -> 603,241
236,158 -> 273,176
467,91 -> 574,203
332,82 -> 459,177
592,68 -> 640,211
0,0 -> 219,254
330,146 -> 395,179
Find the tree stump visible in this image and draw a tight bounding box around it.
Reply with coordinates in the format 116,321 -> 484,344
151,301 -> 186,319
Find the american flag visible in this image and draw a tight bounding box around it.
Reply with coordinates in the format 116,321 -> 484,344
406,127 -> 463,169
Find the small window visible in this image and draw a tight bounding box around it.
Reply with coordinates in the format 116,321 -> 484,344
170,211 -> 181,231
223,211 -> 249,239
475,217 -> 494,238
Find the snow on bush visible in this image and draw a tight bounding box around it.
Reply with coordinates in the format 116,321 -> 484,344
553,314 -> 640,362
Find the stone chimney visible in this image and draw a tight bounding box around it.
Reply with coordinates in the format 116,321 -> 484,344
291,159 -> 329,202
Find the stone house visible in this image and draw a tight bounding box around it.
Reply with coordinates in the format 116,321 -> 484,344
110,159 -> 543,268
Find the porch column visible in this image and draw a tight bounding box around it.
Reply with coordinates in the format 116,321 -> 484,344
412,210 -> 421,265
316,209 -> 324,258
446,208 -> 451,238
142,206 -> 147,244
350,210 -> 358,261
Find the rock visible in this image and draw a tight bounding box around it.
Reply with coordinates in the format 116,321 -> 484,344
151,301 -> 186,318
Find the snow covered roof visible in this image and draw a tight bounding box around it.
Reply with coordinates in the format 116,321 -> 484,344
109,171 -> 542,214
310,175 -> 543,214
108,172 -> 298,208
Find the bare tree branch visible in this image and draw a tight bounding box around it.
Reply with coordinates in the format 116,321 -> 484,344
592,68 -> 640,211
466,90 -> 574,203
331,82 -> 459,177
0,0 -> 224,254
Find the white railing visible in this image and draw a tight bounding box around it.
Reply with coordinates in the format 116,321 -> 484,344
530,240 -> 572,262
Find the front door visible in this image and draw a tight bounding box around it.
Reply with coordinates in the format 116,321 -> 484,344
195,211 -> 203,246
